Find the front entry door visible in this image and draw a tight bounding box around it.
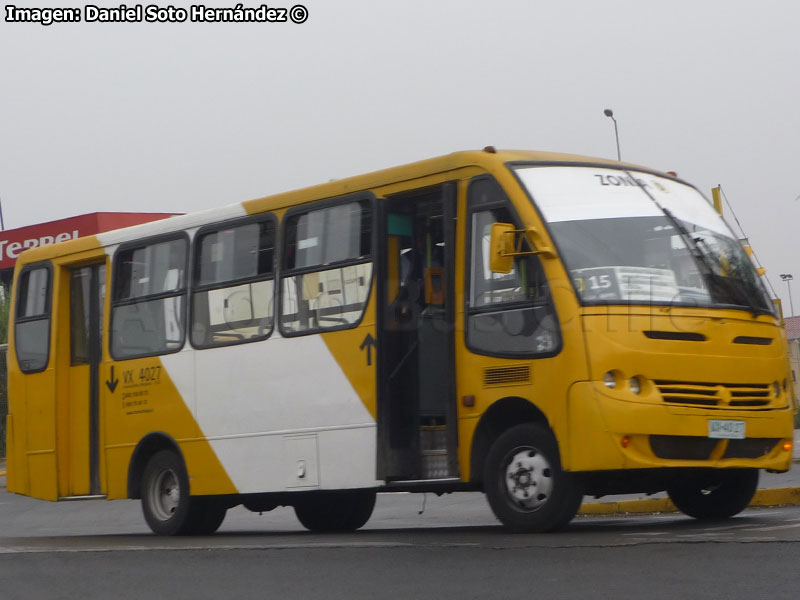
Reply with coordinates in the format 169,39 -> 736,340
377,183 -> 458,481
67,263 -> 105,496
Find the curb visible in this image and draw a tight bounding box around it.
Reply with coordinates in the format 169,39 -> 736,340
578,487 -> 800,515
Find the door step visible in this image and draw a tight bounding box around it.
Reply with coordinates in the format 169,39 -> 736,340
420,425 -> 449,478
58,495 -> 107,501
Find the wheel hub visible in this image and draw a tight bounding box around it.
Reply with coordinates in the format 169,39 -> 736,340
504,447 -> 553,511
149,469 -> 180,521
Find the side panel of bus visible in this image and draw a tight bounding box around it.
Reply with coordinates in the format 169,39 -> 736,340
453,171 -> 590,481
9,162 -> 592,504
189,198 -> 379,494
98,198 -> 380,498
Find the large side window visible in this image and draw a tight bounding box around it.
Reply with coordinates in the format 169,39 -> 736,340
466,177 -> 560,357
111,236 -> 188,359
191,217 -> 276,348
280,198 -> 373,335
15,265 -> 51,373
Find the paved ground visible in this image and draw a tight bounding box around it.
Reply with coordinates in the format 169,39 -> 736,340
3,436 -> 800,599
4,521 -> 800,600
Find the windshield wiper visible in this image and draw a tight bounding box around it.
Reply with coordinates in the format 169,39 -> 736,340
625,171 -> 766,317
662,207 -> 766,316
691,235 -> 771,316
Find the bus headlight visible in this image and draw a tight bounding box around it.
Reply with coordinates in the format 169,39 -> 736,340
774,381 -> 782,398
629,376 -> 642,395
603,372 -> 617,389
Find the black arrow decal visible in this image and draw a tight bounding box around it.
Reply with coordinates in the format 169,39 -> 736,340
359,332 -> 376,367
106,365 -> 119,393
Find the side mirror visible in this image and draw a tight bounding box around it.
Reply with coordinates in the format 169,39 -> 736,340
489,223 -> 515,274
525,226 -> 556,259
489,222 -> 557,273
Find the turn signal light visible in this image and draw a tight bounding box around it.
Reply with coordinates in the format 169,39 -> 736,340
621,435 -> 631,448
783,440 -> 793,452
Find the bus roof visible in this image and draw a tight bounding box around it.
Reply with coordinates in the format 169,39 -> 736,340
14,148 -> 655,266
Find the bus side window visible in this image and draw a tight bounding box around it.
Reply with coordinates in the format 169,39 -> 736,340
466,177 -> 560,357
191,217 -> 277,348
280,198 -> 373,335
110,236 -> 188,359
14,265 -> 52,373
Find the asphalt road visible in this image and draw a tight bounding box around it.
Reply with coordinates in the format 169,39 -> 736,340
3,541 -> 800,600
3,481 -> 800,599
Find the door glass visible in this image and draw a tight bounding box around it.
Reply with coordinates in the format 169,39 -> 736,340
466,179 -> 561,357
70,268 -> 92,365
15,266 -> 51,373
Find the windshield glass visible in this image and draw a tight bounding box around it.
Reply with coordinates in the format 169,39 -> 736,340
514,166 -> 773,314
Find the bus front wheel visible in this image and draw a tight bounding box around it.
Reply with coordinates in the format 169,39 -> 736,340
484,423 -> 583,533
141,449 -> 227,535
667,468 -> 759,520
294,490 -> 376,532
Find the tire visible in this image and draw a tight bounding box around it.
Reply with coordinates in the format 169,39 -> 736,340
483,423 -> 583,533
184,498 -> 228,535
667,468 -> 759,520
294,490 -> 376,532
141,449 -> 227,535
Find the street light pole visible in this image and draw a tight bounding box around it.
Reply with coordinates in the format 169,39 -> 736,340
780,273 -> 794,317
603,108 -> 621,161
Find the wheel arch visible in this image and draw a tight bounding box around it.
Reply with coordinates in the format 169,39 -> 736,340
469,396 -> 549,486
127,432 -> 183,499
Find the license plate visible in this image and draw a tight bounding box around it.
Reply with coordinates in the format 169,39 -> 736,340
708,419 -> 746,439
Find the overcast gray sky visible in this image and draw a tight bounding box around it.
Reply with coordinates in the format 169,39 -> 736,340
2,0 -> 799,307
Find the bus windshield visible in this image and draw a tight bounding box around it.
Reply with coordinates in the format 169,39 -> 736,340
514,165 -> 773,314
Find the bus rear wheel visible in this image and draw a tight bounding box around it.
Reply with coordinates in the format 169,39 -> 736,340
184,497 -> 228,535
294,490 -> 376,532
666,468 -> 759,520
141,449 -> 227,535
484,423 -> 583,533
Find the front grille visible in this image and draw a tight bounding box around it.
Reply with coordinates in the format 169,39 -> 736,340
643,330 -> 705,342
732,336 -> 773,346
654,380 -> 772,408
483,365 -> 530,387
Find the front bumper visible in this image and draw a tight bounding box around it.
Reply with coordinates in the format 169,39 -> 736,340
565,381 -> 794,473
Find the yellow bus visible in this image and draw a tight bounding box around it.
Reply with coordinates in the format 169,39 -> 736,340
5,149 -> 796,534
